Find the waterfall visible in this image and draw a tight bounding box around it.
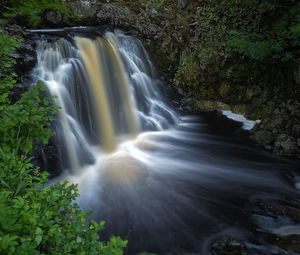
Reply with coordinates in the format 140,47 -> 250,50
32,30 -> 178,175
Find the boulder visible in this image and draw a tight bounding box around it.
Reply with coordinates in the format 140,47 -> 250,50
70,0 -> 98,20
251,99 -> 300,157
96,3 -> 131,25
273,134 -> 300,156
212,237 -> 248,255
33,137 -> 62,178
251,130 -> 274,150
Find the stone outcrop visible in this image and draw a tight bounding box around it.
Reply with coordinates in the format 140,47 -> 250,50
251,100 -> 300,157
212,238 -> 248,255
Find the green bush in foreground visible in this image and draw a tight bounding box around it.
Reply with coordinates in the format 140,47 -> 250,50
0,150 -> 126,255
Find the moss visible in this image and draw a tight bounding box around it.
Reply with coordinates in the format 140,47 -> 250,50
250,103 -> 273,119
174,49 -> 199,89
194,100 -> 230,111
173,47 -> 217,99
218,83 -> 231,98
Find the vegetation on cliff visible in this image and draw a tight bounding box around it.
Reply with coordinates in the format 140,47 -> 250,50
169,1 -> 300,102
0,1 -> 126,254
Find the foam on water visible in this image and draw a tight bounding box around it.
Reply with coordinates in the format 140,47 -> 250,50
222,110 -> 260,130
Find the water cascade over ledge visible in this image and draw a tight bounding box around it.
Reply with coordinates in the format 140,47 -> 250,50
31,28 -> 300,255
33,30 -> 178,175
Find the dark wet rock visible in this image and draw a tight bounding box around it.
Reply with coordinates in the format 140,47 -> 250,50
292,124 -> 300,138
251,130 -> 275,150
96,3 -> 131,25
4,24 -> 31,37
9,82 -> 30,103
70,0 -> 98,20
45,1 -> 96,26
3,25 -> 37,104
212,237 -> 249,255
222,197 -> 300,255
33,137 -> 62,178
273,134 -> 300,156
8,46 -> 36,75
254,200 -> 300,223
251,100 -> 300,157
4,25 -> 37,78
249,199 -> 300,254
44,1 -> 163,39
44,11 -> 64,26
178,0 -> 189,8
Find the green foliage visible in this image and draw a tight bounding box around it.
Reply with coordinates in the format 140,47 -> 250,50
172,0 -> 300,101
0,83 -> 57,154
0,150 -> 127,255
174,49 -> 199,88
1,0 -> 76,27
0,31 -> 56,155
0,31 -> 20,111
195,1 -> 300,62
174,48 -> 215,98
0,32 -> 20,75
226,31 -> 283,60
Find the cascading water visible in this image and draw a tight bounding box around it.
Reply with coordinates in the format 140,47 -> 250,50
33,30 -> 178,175
31,28 -> 300,255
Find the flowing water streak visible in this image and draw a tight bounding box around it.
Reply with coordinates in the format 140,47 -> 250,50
34,40 -> 88,174
104,33 -> 139,136
75,37 -> 117,152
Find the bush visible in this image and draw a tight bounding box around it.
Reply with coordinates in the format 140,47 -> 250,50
0,149 -> 127,255
195,1 -> 300,62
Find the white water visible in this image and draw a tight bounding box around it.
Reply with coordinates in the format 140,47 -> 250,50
33,30 -> 178,175
222,110 -> 260,130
